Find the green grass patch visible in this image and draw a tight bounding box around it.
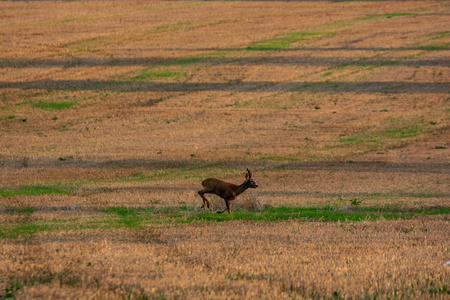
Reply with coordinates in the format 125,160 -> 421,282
164,56 -> 203,66
13,96 -> 93,111
0,223 -> 54,239
430,31 -> 450,40
4,207 -> 36,214
131,70 -> 187,81
381,124 -> 422,139
424,207 -> 450,215
0,215 -> 152,238
245,32 -> 334,51
338,53 -> 402,69
60,18 -> 79,23
233,100 -> 253,108
246,36 -> 308,51
32,100 -> 78,111
417,42 -> 449,51
102,206 -> 139,216
185,206 -> 412,223
0,115 -> 16,121
0,186 -> 71,197
339,123 -> 422,145
65,37 -> 106,53
336,118 -> 426,151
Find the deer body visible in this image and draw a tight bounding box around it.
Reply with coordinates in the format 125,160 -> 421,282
198,169 -> 258,214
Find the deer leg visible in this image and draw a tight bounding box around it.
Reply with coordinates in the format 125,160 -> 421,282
217,199 -> 227,214
217,198 -> 232,214
198,190 -> 212,209
227,200 -> 232,214
226,196 -> 236,214
217,207 -> 228,214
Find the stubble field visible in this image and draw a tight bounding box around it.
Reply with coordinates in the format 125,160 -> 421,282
0,0 -> 449,298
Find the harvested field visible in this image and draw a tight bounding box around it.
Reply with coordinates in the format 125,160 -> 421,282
0,0 -> 449,298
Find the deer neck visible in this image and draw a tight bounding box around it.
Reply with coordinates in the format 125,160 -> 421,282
235,182 -> 248,196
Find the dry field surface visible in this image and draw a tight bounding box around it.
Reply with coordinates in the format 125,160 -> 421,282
0,0 -> 449,298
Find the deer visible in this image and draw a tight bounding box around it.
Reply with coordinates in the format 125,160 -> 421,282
198,168 -> 258,214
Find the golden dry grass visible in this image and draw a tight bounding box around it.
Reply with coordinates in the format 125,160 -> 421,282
0,0 -> 449,298
1,219 -> 449,299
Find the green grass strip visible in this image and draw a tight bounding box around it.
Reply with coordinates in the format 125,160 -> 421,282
1,206 -> 448,239
33,101 -> 78,111
245,32 -> 334,51
336,118 -> 427,149
0,186 -> 71,197
4,207 -> 37,214
131,70 -> 187,81
183,206 -> 450,223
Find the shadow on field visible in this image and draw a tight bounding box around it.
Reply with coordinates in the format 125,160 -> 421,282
1,80 -> 449,94
8,0 -> 443,2
1,158 -> 449,175
1,56 -> 447,68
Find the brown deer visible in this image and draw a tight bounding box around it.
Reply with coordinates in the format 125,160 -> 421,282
198,168 -> 258,214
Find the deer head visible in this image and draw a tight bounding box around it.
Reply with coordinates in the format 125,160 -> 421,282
244,168 -> 258,189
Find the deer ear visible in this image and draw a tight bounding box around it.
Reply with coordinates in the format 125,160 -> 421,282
245,172 -> 249,180
246,168 -> 252,179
